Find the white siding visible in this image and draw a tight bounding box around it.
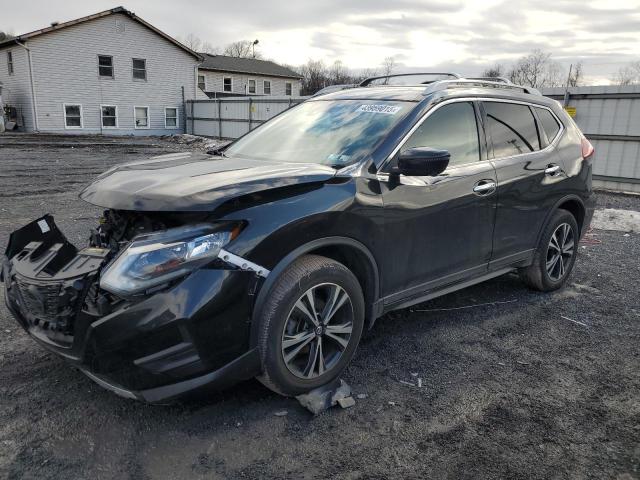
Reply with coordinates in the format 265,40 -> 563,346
0,46 -> 36,130
25,13 -> 198,135
198,69 -> 301,97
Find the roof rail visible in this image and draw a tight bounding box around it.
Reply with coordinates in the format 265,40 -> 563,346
423,79 -> 541,96
466,76 -> 511,84
359,72 -> 461,87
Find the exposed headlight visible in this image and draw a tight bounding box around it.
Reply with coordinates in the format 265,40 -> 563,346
100,224 -> 236,296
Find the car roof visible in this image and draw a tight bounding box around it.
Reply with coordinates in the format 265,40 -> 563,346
310,86 -> 427,102
310,84 -> 560,110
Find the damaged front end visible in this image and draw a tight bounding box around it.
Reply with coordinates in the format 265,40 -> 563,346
3,215 -> 113,346
2,212 -> 266,402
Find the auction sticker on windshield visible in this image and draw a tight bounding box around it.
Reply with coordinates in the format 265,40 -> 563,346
357,104 -> 402,115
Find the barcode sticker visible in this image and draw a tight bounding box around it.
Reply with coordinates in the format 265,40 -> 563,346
357,104 -> 402,115
37,219 -> 50,233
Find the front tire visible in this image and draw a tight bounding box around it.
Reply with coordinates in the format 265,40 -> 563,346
256,254 -> 365,396
519,209 -> 579,291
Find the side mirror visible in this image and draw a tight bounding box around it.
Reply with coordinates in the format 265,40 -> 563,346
396,147 -> 450,177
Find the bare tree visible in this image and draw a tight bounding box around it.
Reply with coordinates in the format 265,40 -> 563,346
299,59 -> 328,95
381,56 -> 397,77
508,49 -> 563,88
201,41 -> 219,55
328,60 -> 352,85
566,61 -> 584,87
223,40 -> 262,59
355,67 -> 379,83
181,33 -> 202,52
481,64 -> 505,78
612,61 -> 640,85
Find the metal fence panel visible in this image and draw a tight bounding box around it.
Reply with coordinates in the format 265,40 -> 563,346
187,96 -> 307,141
541,86 -> 640,191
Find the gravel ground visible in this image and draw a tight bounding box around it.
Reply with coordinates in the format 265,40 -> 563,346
1,135 -> 639,480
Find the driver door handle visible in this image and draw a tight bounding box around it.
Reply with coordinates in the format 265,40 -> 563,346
473,180 -> 496,195
545,164 -> 561,176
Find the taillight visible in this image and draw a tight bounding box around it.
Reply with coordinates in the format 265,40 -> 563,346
581,137 -> 594,159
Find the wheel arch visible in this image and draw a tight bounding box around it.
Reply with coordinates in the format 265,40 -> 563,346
250,236 -> 381,349
536,195 -> 586,247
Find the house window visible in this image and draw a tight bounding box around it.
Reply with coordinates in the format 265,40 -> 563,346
98,55 -> 113,78
134,106 -> 149,128
132,58 -> 147,81
248,79 -> 256,94
263,80 -> 271,95
223,77 -> 232,92
165,107 -> 178,128
63,104 -> 83,129
101,105 -> 118,128
285,82 -> 292,96
7,50 -> 14,75
198,75 -> 206,91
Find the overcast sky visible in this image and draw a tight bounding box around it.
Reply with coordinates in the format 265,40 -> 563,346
4,0 -> 639,84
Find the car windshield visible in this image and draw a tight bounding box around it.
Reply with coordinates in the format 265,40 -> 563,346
223,100 -> 411,167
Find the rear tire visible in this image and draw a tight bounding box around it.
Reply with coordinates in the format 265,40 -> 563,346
256,254 -> 365,396
519,209 -> 579,292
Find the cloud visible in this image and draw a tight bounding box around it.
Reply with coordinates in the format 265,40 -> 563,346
4,0 -> 639,84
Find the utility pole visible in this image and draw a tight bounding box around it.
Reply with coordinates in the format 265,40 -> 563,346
563,63 -> 573,107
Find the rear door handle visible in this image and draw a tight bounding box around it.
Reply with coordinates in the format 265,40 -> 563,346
545,164 -> 561,176
473,180 -> 496,195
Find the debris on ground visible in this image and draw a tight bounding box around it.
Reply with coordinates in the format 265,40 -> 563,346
356,393 -> 368,399
337,396 -> 356,409
399,380 -> 416,387
273,410 -> 288,417
561,315 -> 588,328
295,379 -> 354,415
592,208 -> 640,233
162,133 -> 229,152
410,299 -> 517,313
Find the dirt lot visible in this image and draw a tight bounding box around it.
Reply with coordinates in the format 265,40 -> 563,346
1,135 -> 639,480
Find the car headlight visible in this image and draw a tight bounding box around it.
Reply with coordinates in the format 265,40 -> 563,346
100,224 -> 237,296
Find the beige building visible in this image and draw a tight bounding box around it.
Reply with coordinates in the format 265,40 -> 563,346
197,54 -> 302,98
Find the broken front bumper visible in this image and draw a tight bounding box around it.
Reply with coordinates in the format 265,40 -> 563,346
2,216 -> 262,403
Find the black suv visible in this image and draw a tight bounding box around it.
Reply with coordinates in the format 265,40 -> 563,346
2,74 -> 595,402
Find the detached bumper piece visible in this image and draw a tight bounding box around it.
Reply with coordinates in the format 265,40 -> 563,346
3,216 -> 110,346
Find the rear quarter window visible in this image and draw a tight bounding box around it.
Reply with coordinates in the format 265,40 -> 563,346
535,107 -> 562,144
484,102 -> 540,158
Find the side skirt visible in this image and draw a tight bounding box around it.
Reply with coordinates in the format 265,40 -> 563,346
381,267 -> 516,314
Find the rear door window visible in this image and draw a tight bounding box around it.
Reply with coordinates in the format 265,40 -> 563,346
401,101 -> 480,167
535,107 -> 561,144
484,102 -> 540,158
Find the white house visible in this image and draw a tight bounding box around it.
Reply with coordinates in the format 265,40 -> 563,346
197,54 -> 302,98
0,7 -> 201,135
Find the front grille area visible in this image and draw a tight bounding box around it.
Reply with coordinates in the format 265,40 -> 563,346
13,274 -> 87,334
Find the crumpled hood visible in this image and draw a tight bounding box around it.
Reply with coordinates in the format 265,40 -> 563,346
79,152 -> 337,211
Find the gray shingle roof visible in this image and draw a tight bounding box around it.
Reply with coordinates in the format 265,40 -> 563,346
199,54 -> 301,79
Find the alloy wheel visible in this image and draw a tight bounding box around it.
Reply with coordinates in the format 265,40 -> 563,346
546,222 -> 575,281
281,283 -> 354,379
